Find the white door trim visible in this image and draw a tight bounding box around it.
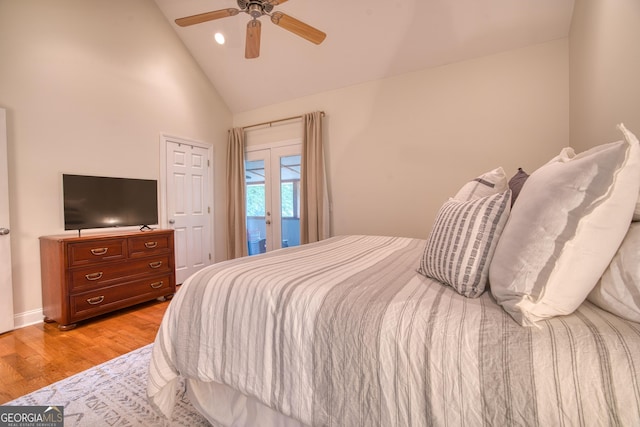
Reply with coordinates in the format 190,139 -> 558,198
0,108 -> 14,333
159,133 -> 214,265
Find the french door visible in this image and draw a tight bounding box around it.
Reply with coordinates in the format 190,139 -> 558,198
245,144 -> 301,255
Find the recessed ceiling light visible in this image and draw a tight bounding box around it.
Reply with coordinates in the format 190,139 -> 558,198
214,32 -> 225,45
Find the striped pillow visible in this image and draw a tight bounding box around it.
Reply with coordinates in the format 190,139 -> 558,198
418,190 -> 511,298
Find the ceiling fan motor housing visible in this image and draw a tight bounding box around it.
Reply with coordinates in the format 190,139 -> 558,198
238,0 -> 273,18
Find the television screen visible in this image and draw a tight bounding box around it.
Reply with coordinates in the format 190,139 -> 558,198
63,174 -> 158,231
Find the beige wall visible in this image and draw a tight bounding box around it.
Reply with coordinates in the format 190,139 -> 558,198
0,0 -> 231,326
235,39 -> 570,239
0,2 -> 574,328
569,0 -> 640,151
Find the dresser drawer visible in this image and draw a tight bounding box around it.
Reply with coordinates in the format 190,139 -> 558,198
70,274 -> 173,320
69,255 -> 172,292
128,234 -> 171,258
67,239 -> 127,267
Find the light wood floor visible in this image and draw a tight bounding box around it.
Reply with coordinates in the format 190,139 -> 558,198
0,298 -> 170,404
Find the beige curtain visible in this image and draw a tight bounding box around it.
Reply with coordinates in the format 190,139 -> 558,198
300,111 -> 330,244
226,128 -> 248,259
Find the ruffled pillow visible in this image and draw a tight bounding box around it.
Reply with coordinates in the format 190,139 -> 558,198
489,124 -> 640,326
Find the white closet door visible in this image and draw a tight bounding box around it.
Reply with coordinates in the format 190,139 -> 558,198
165,140 -> 212,284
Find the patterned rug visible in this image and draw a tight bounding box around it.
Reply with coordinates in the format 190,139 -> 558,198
5,344 -> 210,426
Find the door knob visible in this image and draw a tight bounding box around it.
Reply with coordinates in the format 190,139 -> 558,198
0,228 -> 9,235
168,219 -> 175,224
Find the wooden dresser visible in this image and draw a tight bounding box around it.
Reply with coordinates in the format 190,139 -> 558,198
39,229 -> 176,330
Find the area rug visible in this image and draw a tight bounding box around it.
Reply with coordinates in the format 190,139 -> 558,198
5,344 -> 210,426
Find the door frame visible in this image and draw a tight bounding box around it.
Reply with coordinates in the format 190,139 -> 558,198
159,133 -> 215,264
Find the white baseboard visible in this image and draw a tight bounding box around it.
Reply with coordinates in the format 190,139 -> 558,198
13,308 -> 44,329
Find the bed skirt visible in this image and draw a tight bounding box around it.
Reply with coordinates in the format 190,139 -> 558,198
187,379 -> 305,427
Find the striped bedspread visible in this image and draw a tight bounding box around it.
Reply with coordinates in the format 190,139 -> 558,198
147,235 -> 640,426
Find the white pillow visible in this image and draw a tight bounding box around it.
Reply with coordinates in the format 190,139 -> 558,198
453,167 -> 507,202
418,190 -> 511,298
489,123 -> 640,327
618,123 -> 640,221
588,222 -> 640,323
633,140 -> 640,222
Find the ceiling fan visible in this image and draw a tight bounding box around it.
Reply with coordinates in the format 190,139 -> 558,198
175,0 -> 327,59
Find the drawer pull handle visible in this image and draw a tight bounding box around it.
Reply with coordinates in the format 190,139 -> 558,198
150,281 -> 164,289
90,248 -> 108,256
149,261 -> 163,269
144,241 -> 158,249
85,272 -> 103,281
87,296 -> 105,305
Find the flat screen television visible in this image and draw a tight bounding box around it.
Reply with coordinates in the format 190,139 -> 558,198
63,174 -> 158,232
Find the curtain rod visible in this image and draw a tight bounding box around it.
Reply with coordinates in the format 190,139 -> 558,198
240,111 -> 325,131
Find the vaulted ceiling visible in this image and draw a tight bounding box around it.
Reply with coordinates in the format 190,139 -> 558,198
154,0 -> 575,114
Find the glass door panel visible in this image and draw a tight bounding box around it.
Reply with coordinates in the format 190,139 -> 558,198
245,154 -> 269,255
280,155 -> 301,248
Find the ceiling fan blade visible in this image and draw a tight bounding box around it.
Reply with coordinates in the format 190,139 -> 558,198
270,12 -> 326,45
266,0 -> 289,5
175,8 -> 239,27
245,20 -> 261,59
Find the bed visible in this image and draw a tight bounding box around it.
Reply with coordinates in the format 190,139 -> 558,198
147,124 -> 640,426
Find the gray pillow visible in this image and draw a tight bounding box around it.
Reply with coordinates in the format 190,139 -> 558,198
507,168 -> 529,207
